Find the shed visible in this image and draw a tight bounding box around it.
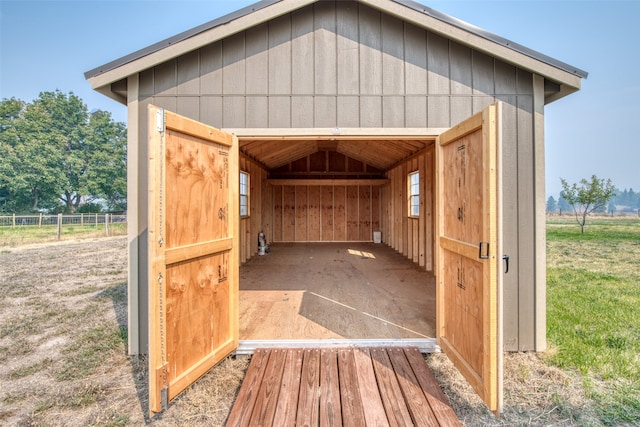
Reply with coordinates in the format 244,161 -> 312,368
86,0 -> 586,414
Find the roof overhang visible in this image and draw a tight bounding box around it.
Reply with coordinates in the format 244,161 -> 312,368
85,0 -> 586,106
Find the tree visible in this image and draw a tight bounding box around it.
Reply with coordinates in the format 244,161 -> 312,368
546,196 -> 557,214
85,110 -> 127,211
560,175 -> 616,234
0,92 -> 127,213
557,195 -> 570,216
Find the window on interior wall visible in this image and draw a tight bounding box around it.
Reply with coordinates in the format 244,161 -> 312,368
408,171 -> 420,218
240,171 -> 250,218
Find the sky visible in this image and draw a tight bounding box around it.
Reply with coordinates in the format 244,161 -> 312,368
1,0 -> 638,197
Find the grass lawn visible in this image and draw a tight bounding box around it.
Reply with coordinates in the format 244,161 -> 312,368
546,216 -> 640,424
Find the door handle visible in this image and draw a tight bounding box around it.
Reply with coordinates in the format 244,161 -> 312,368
502,255 -> 510,274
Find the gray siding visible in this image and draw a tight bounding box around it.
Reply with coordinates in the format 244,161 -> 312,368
134,0 -> 543,352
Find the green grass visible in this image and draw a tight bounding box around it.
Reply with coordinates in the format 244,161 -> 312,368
546,216 -> 640,424
0,223 -> 126,246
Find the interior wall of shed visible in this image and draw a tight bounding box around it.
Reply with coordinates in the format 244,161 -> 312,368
238,144 -> 435,273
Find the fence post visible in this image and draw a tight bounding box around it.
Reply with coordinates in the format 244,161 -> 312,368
39,213 -> 43,228
12,213 -> 16,228
95,213 -> 98,227
57,213 -> 62,240
105,213 -> 110,237
81,213 -> 84,226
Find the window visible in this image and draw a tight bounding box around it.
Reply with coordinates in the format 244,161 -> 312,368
408,171 -> 420,217
240,171 -> 249,218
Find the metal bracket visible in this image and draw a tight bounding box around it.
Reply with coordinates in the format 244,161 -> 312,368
155,108 -> 165,133
478,242 -> 490,259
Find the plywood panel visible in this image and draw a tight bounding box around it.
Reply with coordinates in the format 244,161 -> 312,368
404,23 -> 427,95
292,96 -> 314,128
177,51 -> 199,96
154,60 -> 177,96
200,42 -> 223,95
222,96 -> 246,128
334,186 -> 347,241
382,13 -> 405,95
222,32 -> 245,95
405,96 -> 427,128
371,185 -> 380,236
283,185 -> 295,241
247,96 -> 269,128
360,96 -> 382,127
308,186 -> 321,241
268,15 -> 292,95
200,96 -> 223,128
450,42 -> 472,95
314,1 -> 337,95
321,186 -> 334,241
337,96 -> 360,128
358,185 -> 371,241
347,186 -> 359,241
383,96 -> 405,127
269,96 -> 291,128
314,96 -> 337,128
359,5 -> 382,95
337,1 -> 359,95
295,186 -> 308,241
427,96 -> 450,128
472,51 -> 495,96
291,8 -> 314,95
273,185 -> 283,242
427,32 -> 450,95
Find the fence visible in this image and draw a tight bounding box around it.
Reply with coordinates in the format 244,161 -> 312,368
0,213 -> 126,239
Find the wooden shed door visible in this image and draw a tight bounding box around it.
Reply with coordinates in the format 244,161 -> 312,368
436,103 -> 502,413
148,105 -> 239,414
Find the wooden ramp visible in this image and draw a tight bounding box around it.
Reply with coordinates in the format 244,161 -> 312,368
226,347 -> 461,426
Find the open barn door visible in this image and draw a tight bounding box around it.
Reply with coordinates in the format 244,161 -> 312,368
147,105 -> 239,414
436,103 -> 503,413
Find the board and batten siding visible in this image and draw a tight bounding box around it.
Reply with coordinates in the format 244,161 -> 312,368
128,0 -> 544,352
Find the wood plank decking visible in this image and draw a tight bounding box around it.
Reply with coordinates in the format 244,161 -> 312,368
226,347 -> 461,426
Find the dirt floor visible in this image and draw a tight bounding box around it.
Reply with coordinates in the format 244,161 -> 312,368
0,237 -> 604,426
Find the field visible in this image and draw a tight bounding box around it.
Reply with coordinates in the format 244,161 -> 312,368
0,217 -> 638,426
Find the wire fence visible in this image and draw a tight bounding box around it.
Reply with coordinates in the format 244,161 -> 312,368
0,213 -> 127,240
0,213 -> 126,228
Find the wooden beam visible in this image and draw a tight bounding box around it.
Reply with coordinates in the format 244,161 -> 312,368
267,179 -> 389,186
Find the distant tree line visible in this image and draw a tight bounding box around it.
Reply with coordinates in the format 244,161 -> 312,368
548,186 -> 639,215
0,91 -> 126,214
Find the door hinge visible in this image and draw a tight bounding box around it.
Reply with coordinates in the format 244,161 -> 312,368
155,108 -> 165,133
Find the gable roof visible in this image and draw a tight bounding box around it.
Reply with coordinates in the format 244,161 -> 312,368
85,0 -> 586,103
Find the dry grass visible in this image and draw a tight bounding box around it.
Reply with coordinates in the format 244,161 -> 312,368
0,235 -> 612,426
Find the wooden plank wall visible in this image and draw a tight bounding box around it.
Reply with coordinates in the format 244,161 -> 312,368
381,145 -> 435,272
240,155 -> 270,265
268,185 -> 381,242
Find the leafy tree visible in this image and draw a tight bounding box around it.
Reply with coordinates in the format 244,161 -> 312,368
560,175 -> 616,234
546,196 -> 557,213
608,201 -> 616,216
0,92 -> 127,213
85,110 -> 127,211
0,97 -> 64,211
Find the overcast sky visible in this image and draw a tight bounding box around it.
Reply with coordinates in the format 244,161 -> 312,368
1,0 -> 638,197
